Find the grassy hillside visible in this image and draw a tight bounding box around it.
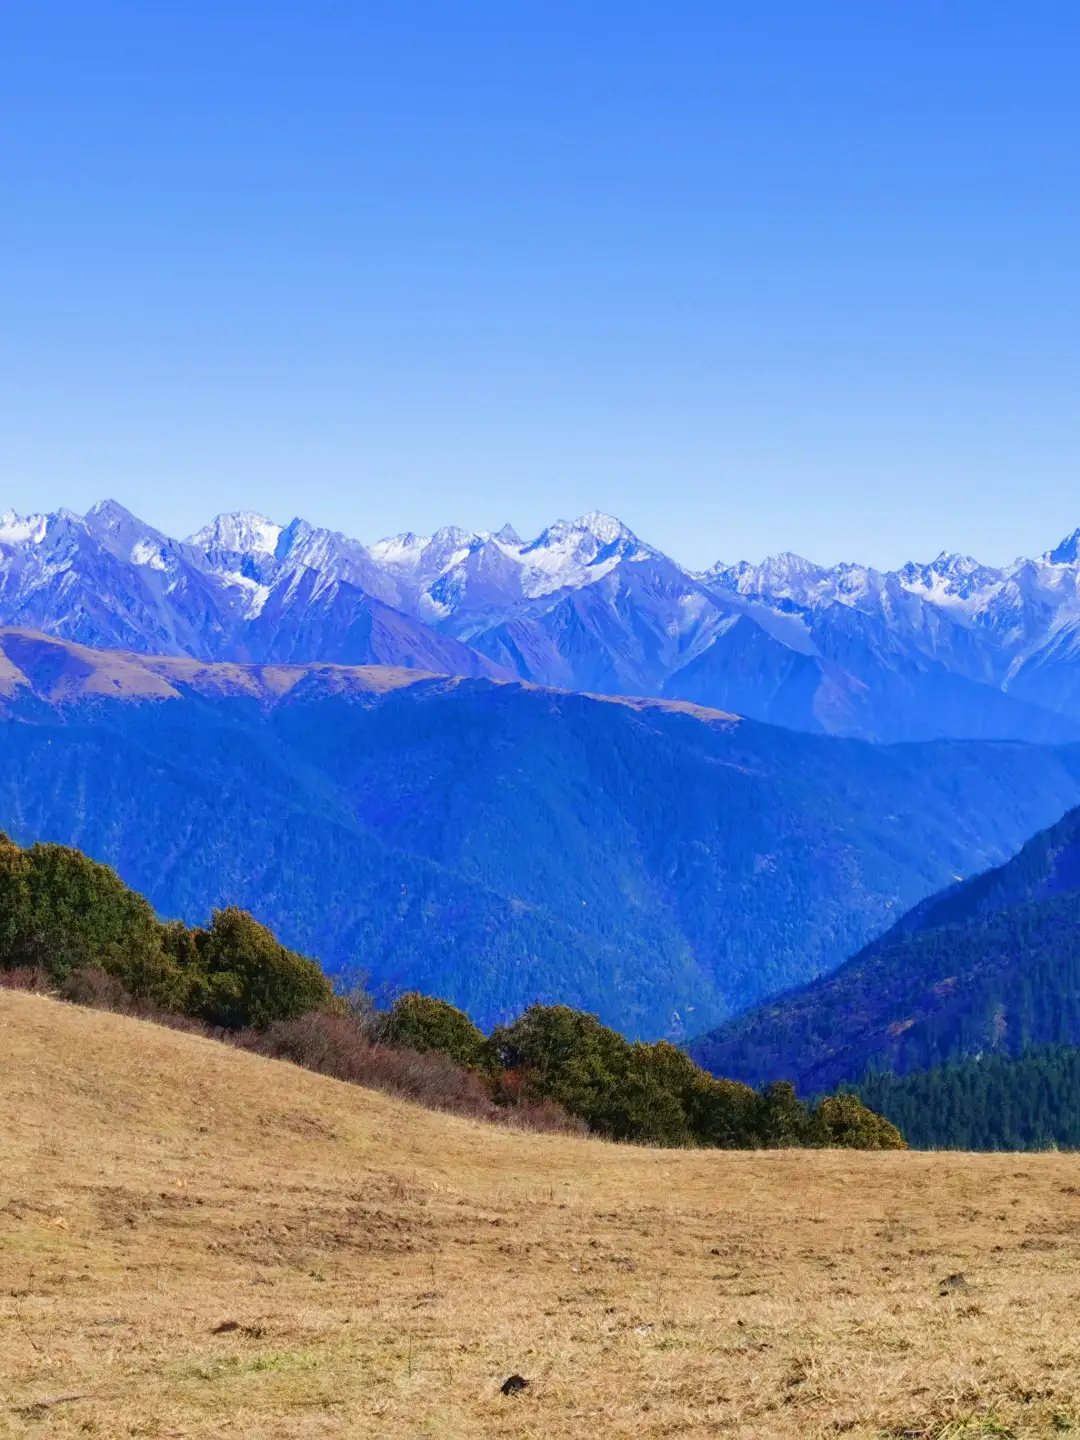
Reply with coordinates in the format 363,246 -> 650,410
689,806 -> 1080,1091
4,991 -> 1080,1438
0,833 -> 900,1150
6,630 -> 1080,1037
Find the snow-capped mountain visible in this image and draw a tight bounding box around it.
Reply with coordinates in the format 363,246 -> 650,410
366,510 -> 654,629
6,498 -> 1080,741
187,509 -> 284,559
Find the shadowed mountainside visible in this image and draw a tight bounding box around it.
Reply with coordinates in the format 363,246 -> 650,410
10,501 -> 1080,741
689,806 -> 1080,1090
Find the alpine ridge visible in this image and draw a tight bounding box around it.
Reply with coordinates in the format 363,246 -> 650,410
6,500 -> 1080,740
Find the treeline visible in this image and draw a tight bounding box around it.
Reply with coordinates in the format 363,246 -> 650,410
0,832 -> 334,1028
383,992 -> 903,1149
852,1046 -> 1080,1150
0,834 -> 902,1150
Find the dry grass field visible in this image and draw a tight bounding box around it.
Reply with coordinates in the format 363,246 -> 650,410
3,990 -> 1080,1439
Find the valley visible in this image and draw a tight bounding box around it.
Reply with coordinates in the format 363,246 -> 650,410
692,803 -> 1080,1095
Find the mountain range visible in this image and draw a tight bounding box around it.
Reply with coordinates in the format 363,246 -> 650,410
689,804 -> 1080,1092
7,500 -> 1080,741
4,628 -> 1080,1038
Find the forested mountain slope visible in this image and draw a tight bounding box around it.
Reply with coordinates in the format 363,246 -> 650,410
4,630 -> 1080,1038
852,1045 -> 1080,1151
690,807 -> 1080,1089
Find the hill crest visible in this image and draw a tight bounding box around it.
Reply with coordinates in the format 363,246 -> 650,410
0,628 -> 741,723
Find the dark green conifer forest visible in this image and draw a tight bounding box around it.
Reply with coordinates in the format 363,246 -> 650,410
852,1047 -> 1080,1151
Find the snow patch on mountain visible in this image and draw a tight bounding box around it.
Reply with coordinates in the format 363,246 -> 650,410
187,511 -> 284,556
8,502 -> 1080,740
368,532 -> 432,572
0,511 -> 49,546
515,512 -> 647,598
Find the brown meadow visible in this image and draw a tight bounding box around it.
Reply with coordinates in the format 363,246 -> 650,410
2,988 -> 1080,1438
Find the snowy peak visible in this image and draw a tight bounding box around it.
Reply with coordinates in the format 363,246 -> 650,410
895,551 -> 1001,605
756,552 -> 822,591
705,546 -> 1016,613
515,512 -> 647,597
187,511 -> 284,557
79,500 -> 193,575
530,511 -> 636,551
367,531 -> 430,572
84,498 -> 140,527
1047,529 -> 1080,566
366,512 -> 650,617
9,497 -> 1080,745
704,551 -> 830,608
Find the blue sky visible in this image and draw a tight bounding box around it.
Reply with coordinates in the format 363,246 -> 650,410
2,2 -> 1079,568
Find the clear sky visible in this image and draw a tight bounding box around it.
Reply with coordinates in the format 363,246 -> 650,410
2,2 -> 1079,569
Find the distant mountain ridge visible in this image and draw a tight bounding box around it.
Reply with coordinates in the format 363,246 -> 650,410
6,500 -> 1080,739
4,629 -> 1080,1038
0,500 -> 507,682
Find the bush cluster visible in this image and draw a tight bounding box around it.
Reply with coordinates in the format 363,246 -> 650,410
0,833 -> 334,1029
378,994 -> 903,1149
0,834 -> 902,1149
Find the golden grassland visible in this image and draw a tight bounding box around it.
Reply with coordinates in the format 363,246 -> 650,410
3,990 -> 1080,1439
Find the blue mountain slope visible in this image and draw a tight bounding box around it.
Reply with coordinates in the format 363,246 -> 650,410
4,631 -> 1080,1038
10,502 -> 1080,742
687,806 -> 1080,1090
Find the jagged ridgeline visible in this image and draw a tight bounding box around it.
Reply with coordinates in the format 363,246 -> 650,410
9,500 -> 1080,744
0,835 -> 901,1150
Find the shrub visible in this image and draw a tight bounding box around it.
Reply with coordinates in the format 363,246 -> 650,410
244,1010 -> 499,1118
190,907 -> 335,1030
242,1010 -> 585,1133
757,1080 -> 812,1147
0,966 -> 46,992
60,966 -> 132,1012
381,991 -> 489,1069
59,966 -> 210,1034
485,1004 -> 905,1149
0,839 -> 184,1006
0,835 -> 335,1031
809,1093 -> 906,1150
489,1005 -> 762,1147
498,1097 -> 589,1136
489,1005 -> 625,1121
